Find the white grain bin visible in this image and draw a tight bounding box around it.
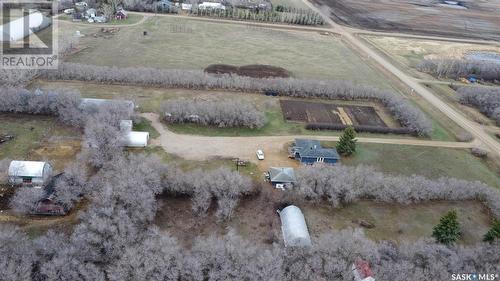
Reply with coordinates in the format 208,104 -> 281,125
0,11 -> 51,42
8,160 -> 53,187
278,205 -> 311,247
124,131 -> 149,148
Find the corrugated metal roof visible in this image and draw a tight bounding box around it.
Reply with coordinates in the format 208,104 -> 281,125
278,205 -> 311,247
294,139 -> 340,159
269,167 -> 296,183
79,98 -> 135,111
8,161 -> 49,178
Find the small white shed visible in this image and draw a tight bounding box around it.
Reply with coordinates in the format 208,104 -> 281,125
120,120 -> 133,133
8,161 -> 53,187
278,205 -> 311,247
124,131 -> 149,148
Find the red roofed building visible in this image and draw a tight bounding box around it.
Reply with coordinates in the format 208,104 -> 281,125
351,259 -> 375,281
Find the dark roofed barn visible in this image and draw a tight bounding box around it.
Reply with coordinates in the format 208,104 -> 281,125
32,173 -> 68,216
291,139 -> 340,165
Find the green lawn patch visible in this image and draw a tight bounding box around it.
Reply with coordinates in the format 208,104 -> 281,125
334,143 -> 500,187
133,117 -> 160,139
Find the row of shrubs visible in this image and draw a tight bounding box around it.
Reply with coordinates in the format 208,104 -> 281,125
456,86 -> 500,125
417,59 -> 500,82
189,7 -> 324,26
306,123 -> 415,135
42,63 -> 433,136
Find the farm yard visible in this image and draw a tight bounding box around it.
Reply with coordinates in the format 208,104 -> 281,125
57,17 -> 391,86
280,99 -> 390,127
2,2 -> 500,279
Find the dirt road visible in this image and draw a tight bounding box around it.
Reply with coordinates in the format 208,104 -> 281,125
143,113 -> 476,163
298,0 -> 500,156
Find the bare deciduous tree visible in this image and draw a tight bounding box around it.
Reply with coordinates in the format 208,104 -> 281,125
9,187 -> 45,214
162,98 -> 266,128
294,164 -> 500,218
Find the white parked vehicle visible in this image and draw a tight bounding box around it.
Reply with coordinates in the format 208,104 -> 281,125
256,149 -> 265,160
198,2 -> 226,10
64,8 -> 75,14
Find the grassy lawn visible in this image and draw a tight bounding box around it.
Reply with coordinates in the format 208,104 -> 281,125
324,142 -> 500,187
139,146 -> 261,181
133,117 -> 160,139
61,16 -> 390,86
0,115 -> 54,160
0,114 -> 81,172
303,200 -> 492,245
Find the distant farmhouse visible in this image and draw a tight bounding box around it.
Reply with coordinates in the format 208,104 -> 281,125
290,139 -> 340,165
8,160 -> 53,187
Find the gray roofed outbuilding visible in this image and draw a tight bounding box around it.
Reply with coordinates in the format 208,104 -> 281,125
269,167 -> 296,184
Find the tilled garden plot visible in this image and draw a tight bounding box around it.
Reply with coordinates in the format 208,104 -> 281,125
280,99 -> 387,127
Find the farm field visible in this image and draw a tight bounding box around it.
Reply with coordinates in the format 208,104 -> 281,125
57,16 -> 391,86
155,194 -> 493,246
332,143 -> 500,187
312,0 -> 500,40
0,114 -> 81,172
280,99 -> 390,127
362,35 -> 500,78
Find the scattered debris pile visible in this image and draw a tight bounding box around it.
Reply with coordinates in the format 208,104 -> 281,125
0,134 -> 14,144
205,64 -> 291,78
92,27 -> 120,39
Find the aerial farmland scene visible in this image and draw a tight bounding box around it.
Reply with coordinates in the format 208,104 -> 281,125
0,0 -> 499,280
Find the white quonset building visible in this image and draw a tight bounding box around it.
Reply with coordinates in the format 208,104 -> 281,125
278,205 -> 312,247
0,11 -> 51,42
124,131 -> 150,148
120,120 -> 149,148
8,161 -> 53,187
79,98 -> 136,113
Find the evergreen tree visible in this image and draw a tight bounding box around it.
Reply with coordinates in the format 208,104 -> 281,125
336,126 -> 357,156
432,210 -> 461,244
483,219 -> 500,243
